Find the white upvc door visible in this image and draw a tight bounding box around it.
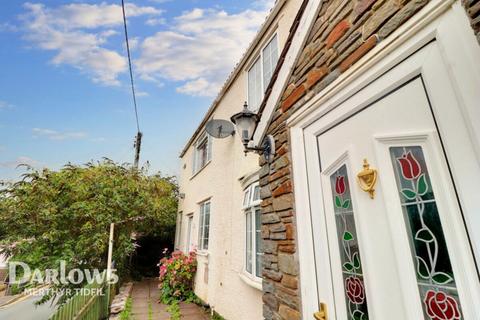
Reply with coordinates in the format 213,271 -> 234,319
301,40 -> 480,320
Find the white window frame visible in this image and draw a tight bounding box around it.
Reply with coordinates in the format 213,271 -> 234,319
247,33 -> 279,112
185,214 -> 193,253
198,200 -> 211,252
192,132 -> 212,176
243,181 -> 262,282
174,212 -> 182,250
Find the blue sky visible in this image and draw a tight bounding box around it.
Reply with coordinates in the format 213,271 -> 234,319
0,0 -> 273,181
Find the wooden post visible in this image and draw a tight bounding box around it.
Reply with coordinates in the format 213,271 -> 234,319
133,132 -> 143,169
106,223 -> 114,317
106,223 -> 114,281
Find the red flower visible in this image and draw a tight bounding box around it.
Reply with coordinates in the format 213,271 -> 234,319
397,151 -> 421,180
345,276 -> 365,304
424,290 -> 460,320
335,176 -> 346,195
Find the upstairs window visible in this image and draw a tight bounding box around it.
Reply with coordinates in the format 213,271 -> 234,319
248,58 -> 263,112
192,132 -> 212,175
248,34 -> 279,111
243,182 -> 262,279
199,201 -> 211,251
262,35 -> 279,90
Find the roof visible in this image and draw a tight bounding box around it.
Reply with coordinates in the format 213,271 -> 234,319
179,0 -> 289,158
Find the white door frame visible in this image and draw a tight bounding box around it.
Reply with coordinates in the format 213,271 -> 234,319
288,1 -> 480,318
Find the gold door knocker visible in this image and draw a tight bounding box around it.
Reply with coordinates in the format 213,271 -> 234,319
314,302 -> 328,320
357,159 -> 377,199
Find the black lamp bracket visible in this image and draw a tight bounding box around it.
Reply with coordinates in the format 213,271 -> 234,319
243,135 -> 275,163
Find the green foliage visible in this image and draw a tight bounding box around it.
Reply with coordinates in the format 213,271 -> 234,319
0,159 -> 178,302
120,297 -> 132,320
211,311 -> 226,320
148,301 -> 153,320
166,300 -> 181,320
159,251 -> 197,304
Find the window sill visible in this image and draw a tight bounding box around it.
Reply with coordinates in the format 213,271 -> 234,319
196,250 -> 209,258
239,271 -> 262,291
190,160 -> 211,180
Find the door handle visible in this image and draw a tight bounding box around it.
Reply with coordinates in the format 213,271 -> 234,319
313,302 -> 328,320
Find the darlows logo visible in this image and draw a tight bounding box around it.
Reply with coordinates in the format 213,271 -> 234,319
9,261 -> 119,285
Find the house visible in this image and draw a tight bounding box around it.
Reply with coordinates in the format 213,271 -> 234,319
177,0 -> 480,319
174,1 -> 304,319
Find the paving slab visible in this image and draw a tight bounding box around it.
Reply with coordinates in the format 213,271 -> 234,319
131,279 -> 209,320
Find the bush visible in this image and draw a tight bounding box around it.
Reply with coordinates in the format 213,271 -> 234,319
158,250 -> 197,304
0,160 -> 178,303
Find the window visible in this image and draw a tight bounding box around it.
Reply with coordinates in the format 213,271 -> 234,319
175,212 -> 182,250
248,58 -> 263,112
262,35 -> 279,90
192,132 -> 212,175
244,182 -> 262,278
199,201 -> 211,251
248,34 -> 279,111
185,214 -> 193,253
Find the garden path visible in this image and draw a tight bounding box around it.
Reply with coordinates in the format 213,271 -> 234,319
131,278 -> 209,320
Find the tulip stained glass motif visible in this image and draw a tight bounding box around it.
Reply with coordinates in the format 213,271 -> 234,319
390,146 -> 462,320
330,165 -> 369,320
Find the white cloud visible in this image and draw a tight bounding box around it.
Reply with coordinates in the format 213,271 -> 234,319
21,2 -> 162,86
0,101 -> 13,109
0,156 -> 41,169
136,6 -> 271,96
0,22 -> 20,32
91,137 -> 107,143
253,0 -> 276,11
136,91 -> 149,97
32,128 -> 87,141
177,78 -> 221,97
126,37 -> 140,51
148,0 -> 172,3
145,18 -> 166,26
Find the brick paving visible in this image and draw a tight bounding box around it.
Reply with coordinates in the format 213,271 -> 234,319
131,278 -> 208,320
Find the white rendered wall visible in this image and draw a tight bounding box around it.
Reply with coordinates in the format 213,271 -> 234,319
175,1 -> 303,319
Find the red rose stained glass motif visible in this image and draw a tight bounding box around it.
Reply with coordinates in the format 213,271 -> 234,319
330,166 -> 369,319
390,146 -> 463,319
335,176 -> 346,195
345,276 -> 365,304
424,290 -> 460,320
397,151 -> 421,180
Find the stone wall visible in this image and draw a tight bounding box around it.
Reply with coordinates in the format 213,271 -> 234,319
463,0 -> 480,43
258,0 -> 433,319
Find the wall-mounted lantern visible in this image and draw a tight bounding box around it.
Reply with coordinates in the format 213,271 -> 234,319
230,102 -> 275,163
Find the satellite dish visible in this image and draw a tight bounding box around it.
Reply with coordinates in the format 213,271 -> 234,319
206,119 -> 235,139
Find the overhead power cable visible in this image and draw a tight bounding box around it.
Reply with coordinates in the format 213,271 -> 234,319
121,0 -> 142,168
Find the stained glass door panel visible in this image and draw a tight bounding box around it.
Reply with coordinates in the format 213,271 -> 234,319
390,146 -> 462,320
330,165 -> 369,320
309,65 -> 479,319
